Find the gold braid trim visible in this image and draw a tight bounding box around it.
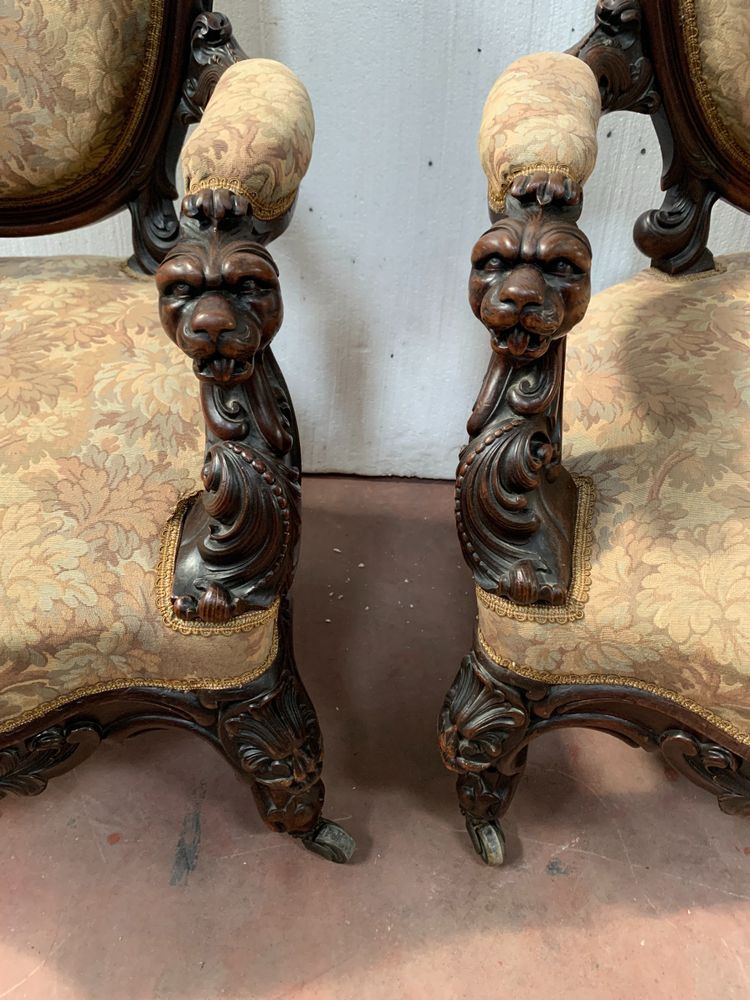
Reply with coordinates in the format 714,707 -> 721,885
476,628 -> 750,748
4,0 -> 165,208
0,629 -> 279,737
186,177 -> 297,220
155,492 -> 280,635
488,162 -> 580,213
476,476 -> 596,624
678,0 -> 750,173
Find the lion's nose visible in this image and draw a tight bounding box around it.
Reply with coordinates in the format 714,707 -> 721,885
190,293 -> 236,345
498,264 -> 545,313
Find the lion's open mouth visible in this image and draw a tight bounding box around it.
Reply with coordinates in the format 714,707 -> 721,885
491,326 -> 547,358
194,356 -> 253,383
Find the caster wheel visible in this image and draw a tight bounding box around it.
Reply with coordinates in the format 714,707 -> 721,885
466,818 -> 506,866
299,819 -> 356,864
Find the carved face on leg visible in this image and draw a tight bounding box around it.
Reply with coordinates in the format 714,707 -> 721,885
469,195 -> 592,362
157,224 -> 283,386
226,680 -> 323,794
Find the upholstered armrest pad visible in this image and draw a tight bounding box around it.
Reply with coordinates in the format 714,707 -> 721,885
479,52 -> 601,212
181,58 -> 315,220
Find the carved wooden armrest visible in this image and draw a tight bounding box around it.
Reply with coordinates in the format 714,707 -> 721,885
156,58 -> 314,625
457,53 -> 600,607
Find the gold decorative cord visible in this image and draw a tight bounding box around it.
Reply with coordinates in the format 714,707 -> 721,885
187,177 -> 297,220
489,162 -> 580,213
155,492 -> 280,636
476,475 -> 596,624
678,0 -> 750,174
477,629 -> 750,748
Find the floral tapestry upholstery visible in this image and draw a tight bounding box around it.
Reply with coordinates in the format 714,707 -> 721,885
0,0 -> 162,203
181,58 -> 315,221
477,253 -> 750,744
0,256 -> 280,735
478,52 -> 601,213
682,0 -> 750,168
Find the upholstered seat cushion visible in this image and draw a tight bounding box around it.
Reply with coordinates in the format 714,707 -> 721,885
478,252 -> 750,743
0,257 -> 278,735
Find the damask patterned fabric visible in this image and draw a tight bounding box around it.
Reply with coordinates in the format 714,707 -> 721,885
0,257 -> 279,734
181,58 -> 315,221
0,0 -> 161,202
478,253 -> 750,742
685,0 -> 750,164
478,52 -> 601,213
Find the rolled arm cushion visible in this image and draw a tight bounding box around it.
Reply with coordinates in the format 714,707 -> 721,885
479,52 -> 602,211
181,58 -> 315,220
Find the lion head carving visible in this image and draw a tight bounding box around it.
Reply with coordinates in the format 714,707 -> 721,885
157,190 -> 284,386
469,179 -> 592,362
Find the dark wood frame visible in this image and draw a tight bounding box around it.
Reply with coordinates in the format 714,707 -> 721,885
439,0 -> 750,865
0,4 -> 354,863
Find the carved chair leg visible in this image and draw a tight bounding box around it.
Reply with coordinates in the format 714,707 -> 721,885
455,749 -> 528,866
438,652 -> 531,865
215,623 -> 355,863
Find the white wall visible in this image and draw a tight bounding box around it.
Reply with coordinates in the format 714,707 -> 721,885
3,1 -> 749,477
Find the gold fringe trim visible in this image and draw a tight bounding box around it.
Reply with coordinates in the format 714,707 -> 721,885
4,0 -> 166,208
186,177 -> 297,220
488,162 -> 580,213
678,0 -> 750,174
0,628 -> 279,737
476,476 -> 596,624
476,629 -> 750,748
155,492 -> 280,636
645,259 -> 728,283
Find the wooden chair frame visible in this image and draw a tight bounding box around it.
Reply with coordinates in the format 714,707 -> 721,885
0,2 -> 354,863
438,0 -> 750,865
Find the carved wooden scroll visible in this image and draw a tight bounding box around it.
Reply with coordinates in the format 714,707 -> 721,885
157,190 -> 301,623
456,173 -> 592,605
571,0 -> 720,275
129,10 -> 247,273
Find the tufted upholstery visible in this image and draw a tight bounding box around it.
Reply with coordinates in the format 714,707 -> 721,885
478,52 -> 601,213
0,257 -> 279,734
477,253 -> 750,742
0,0 -> 161,203
181,58 -> 315,220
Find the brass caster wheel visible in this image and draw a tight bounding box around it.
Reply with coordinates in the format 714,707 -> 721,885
299,818 -> 356,864
466,817 -> 506,866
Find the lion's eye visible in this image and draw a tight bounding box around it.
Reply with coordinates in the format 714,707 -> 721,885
238,277 -> 266,295
480,255 -> 510,272
168,281 -> 194,298
268,760 -> 292,778
547,258 -> 579,277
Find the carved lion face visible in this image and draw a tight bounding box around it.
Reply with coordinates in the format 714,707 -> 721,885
157,233 -> 283,385
469,204 -> 591,361
227,681 -> 323,793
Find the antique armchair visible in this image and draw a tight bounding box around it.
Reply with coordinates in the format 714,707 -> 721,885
438,0 -> 750,864
0,1 -> 354,863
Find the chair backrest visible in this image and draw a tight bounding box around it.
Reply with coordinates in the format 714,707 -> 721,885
574,0 -> 750,274
0,0 -> 222,269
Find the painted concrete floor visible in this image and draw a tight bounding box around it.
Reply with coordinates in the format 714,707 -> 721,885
2,477 -> 750,1000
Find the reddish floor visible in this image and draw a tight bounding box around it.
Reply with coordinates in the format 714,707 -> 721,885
2,477 -> 749,999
